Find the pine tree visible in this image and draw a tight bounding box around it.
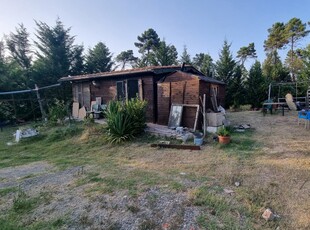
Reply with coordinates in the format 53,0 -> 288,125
215,40 -> 236,83
115,50 -> 138,70
134,28 -> 160,66
179,45 -> 191,64
228,65 -> 245,108
150,41 -> 178,66
6,24 -> 32,70
85,42 -> 113,73
33,19 -> 84,85
246,61 -> 266,108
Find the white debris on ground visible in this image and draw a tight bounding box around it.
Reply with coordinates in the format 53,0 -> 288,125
14,128 -> 39,142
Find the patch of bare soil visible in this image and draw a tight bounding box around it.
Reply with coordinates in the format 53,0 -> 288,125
0,162 -> 201,229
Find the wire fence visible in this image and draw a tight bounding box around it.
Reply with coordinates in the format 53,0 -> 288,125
0,83 -> 71,127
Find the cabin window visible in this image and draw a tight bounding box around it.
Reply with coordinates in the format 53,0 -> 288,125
116,81 -> 125,100
127,79 -> 139,99
117,79 -> 142,100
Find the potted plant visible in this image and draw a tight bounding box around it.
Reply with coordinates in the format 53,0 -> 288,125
217,126 -> 231,144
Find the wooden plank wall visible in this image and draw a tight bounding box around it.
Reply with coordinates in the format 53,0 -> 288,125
89,76 -> 154,122
157,77 -> 200,128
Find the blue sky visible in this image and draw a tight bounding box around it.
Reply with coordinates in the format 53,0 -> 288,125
1,0 -> 310,68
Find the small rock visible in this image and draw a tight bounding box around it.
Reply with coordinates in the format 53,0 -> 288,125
262,208 -> 279,221
223,188 -> 234,195
234,181 -> 240,187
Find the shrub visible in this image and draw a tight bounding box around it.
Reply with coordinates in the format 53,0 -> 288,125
48,99 -> 69,125
105,98 -> 147,143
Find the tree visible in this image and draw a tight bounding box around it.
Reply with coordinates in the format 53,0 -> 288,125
115,50 -> 138,70
85,42 -> 113,73
264,22 -> 287,55
134,28 -> 160,66
228,65 -> 245,108
237,42 -> 257,66
70,45 -> 84,75
193,53 -> 215,77
215,40 -> 236,83
179,45 -> 191,64
298,44 -> 310,81
246,61 -> 267,108
285,18 -> 309,80
33,19 -> 83,85
150,40 -> 178,66
6,24 -> 32,70
262,51 -> 290,82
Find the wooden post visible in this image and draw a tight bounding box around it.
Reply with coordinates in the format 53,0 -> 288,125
35,84 -> 46,120
268,83 -> 271,101
203,94 -> 206,137
11,94 -> 17,119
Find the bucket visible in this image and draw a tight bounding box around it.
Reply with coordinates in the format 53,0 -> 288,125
193,132 -> 203,146
194,137 -> 203,146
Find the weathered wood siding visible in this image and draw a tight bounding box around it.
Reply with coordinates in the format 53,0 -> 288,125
88,75 -> 154,122
157,72 -> 200,128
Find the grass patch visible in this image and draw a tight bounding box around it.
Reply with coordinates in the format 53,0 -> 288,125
191,186 -> 252,229
0,187 -> 18,197
217,130 -> 261,159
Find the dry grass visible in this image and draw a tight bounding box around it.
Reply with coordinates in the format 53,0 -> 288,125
1,111 -> 310,229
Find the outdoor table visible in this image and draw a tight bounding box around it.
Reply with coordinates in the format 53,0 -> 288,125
262,102 -> 287,116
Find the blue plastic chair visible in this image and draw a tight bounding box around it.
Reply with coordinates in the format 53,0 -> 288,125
298,110 -> 310,128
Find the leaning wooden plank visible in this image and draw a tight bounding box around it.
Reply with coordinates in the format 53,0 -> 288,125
150,143 -> 201,150
72,102 -> 79,118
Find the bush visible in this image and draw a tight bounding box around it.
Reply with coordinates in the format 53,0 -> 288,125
105,98 -> 147,143
48,99 -> 69,125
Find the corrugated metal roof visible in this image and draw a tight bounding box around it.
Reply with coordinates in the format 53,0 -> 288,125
59,65 -> 203,82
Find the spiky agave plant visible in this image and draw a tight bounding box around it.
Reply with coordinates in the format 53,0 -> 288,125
105,98 -> 147,143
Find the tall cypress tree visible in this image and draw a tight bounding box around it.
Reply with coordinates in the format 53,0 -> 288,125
85,42 -> 113,73
215,40 -> 236,107
215,40 -> 236,83
246,61 -> 266,108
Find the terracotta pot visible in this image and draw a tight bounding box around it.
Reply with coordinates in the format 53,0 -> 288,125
218,135 -> 231,144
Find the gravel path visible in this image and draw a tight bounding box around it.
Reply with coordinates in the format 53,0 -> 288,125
0,162 -> 202,229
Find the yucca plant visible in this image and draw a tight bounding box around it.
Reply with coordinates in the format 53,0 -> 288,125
105,98 -> 147,143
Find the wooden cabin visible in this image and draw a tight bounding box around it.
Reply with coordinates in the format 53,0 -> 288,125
157,71 -> 225,129
59,65 -> 225,127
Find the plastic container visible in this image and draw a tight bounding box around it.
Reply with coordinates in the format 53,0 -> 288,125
194,137 -> 203,146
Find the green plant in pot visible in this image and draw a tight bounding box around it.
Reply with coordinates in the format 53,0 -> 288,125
217,126 -> 231,144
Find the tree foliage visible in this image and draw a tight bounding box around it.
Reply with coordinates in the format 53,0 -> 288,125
193,53 -> 215,77
237,42 -> 257,66
85,42 -> 113,73
6,24 -> 32,70
150,40 -> 178,66
33,19 -> 84,85
228,65 -> 245,108
134,28 -> 160,66
246,61 -> 267,108
215,40 -> 236,83
264,18 -> 309,81
115,50 -> 138,70
179,45 -> 191,64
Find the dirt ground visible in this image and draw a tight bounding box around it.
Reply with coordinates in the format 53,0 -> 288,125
0,110 -> 309,229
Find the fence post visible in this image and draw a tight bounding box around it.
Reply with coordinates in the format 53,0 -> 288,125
35,84 -> 46,121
